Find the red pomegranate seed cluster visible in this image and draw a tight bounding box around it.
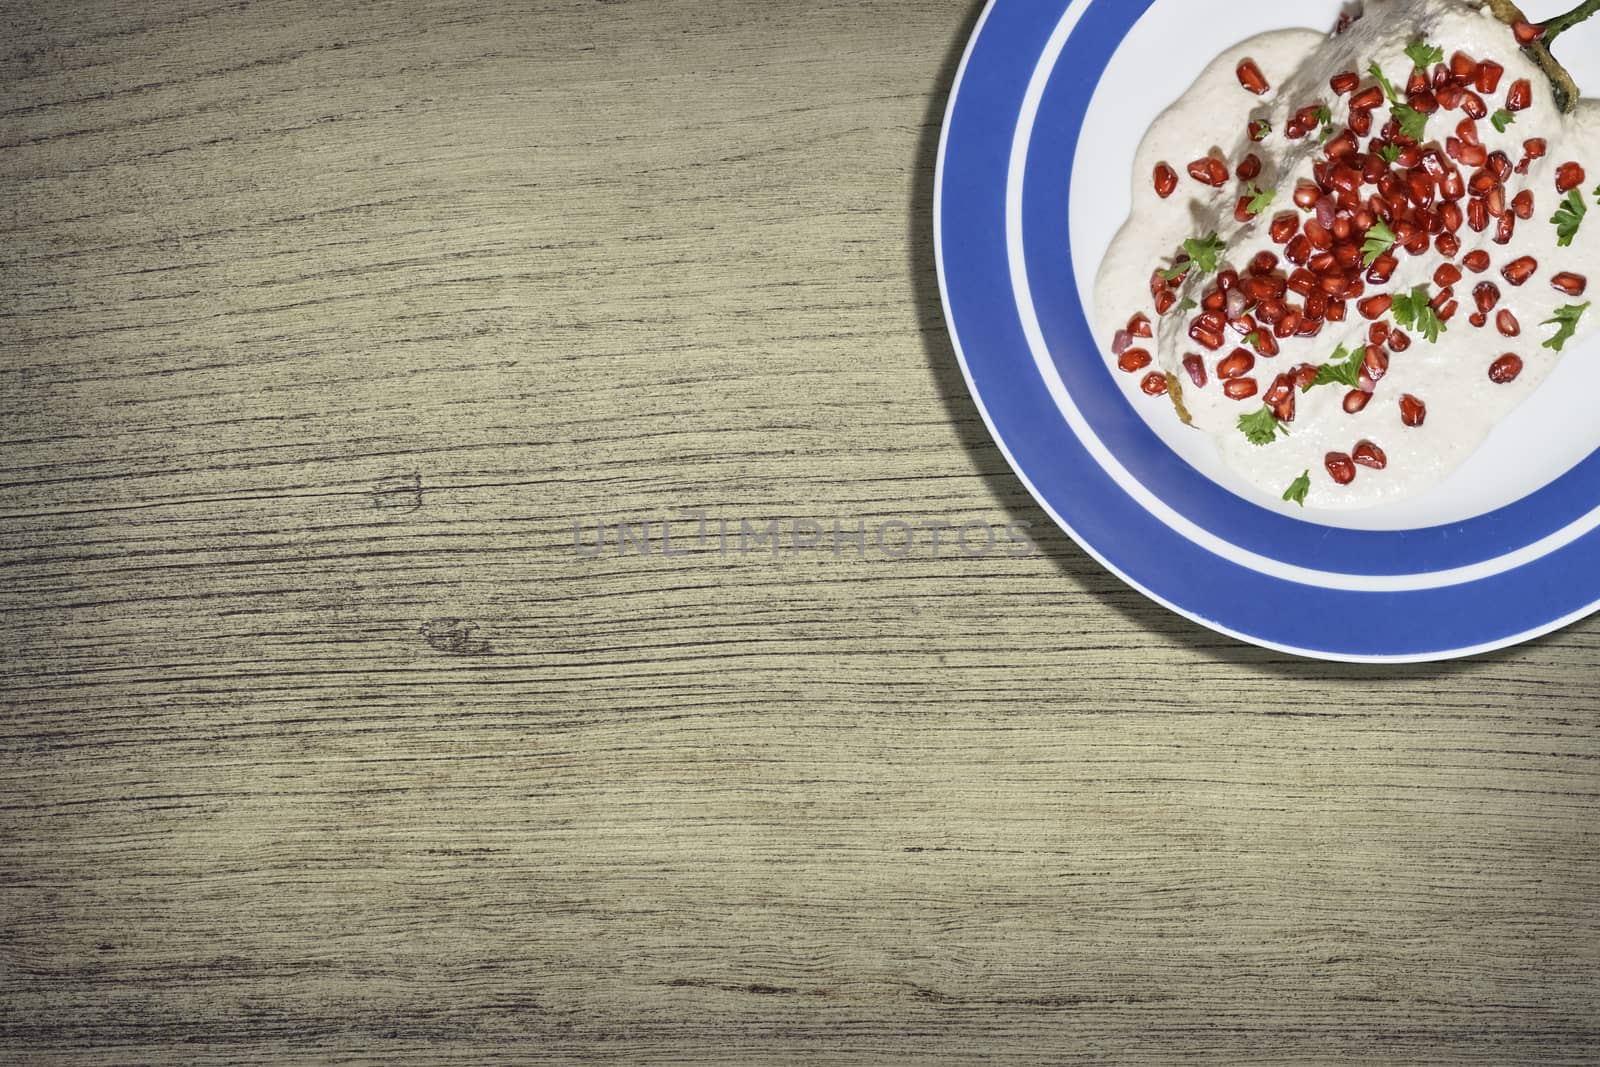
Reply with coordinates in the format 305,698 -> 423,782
1126,32 -> 1593,495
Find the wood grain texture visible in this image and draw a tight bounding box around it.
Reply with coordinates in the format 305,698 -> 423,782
3,1 -> 1599,1062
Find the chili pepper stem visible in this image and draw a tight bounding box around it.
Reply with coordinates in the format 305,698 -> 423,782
1544,0 -> 1600,46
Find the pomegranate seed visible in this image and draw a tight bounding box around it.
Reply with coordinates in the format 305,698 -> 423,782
1254,331 -> 1279,357
1437,299 -> 1459,322
1234,196 -> 1255,223
1119,348 -> 1152,372
1153,163 -> 1179,198
1352,441 -> 1388,469
1486,184 -> 1507,219
1235,153 -> 1263,182
1363,345 -> 1389,383
1505,79 -> 1533,112
1274,310 -> 1302,338
1556,163 -> 1587,194
1488,152 -> 1513,182
1524,139 -> 1547,161
1434,264 -> 1463,288
1467,199 -> 1490,232
1367,252 -> 1399,283
1189,323 -> 1224,350
1351,86 -> 1385,111
1474,282 -> 1501,311
1293,181 -> 1321,210
1327,298 -> 1348,322
1476,61 -> 1504,94
1461,90 -> 1490,119
1141,372 -> 1168,396
1437,83 -> 1465,110
1497,309 -> 1521,336
1408,68 -> 1430,96
1128,313 -> 1153,338
1223,377 -> 1258,401
1369,322 -> 1391,344
1330,71 -> 1360,95
1270,212 -> 1299,244
1218,270 -> 1240,292
1399,394 -> 1427,427
1458,118 -> 1481,145
1248,251 -> 1279,276
1494,214 -> 1516,245
1449,52 -> 1477,82
1489,354 -> 1523,383
1513,21 -> 1543,46
1325,452 -> 1357,485
1470,311 -> 1488,328
1408,89 -> 1439,115
1436,233 -> 1461,258
1502,256 -> 1537,286
1237,59 -> 1270,95
1456,141 -> 1488,168
1509,190 -> 1534,220
1357,294 -> 1393,320
1155,291 -> 1177,315
1289,363 -> 1318,391
1462,249 -> 1491,273
1388,330 -> 1412,353
1468,168 -> 1496,197
1343,389 -> 1370,414
1264,374 -> 1296,422
1182,354 -> 1207,388
1188,157 -> 1227,187
1552,273 -> 1589,297
1217,348 -> 1255,379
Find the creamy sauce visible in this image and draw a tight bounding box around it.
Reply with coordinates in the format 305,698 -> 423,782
1095,0 -> 1600,509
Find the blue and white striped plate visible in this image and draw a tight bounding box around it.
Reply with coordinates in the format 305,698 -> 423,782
935,0 -> 1600,661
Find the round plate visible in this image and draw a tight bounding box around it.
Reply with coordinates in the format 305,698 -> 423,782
934,0 -> 1600,662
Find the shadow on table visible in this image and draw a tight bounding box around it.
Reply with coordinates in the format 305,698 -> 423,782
906,2 -> 1504,680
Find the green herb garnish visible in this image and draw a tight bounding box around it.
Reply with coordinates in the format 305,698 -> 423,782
1368,62 -> 1401,104
1553,189 -> 1588,247
1246,185 -> 1276,214
1180,232 -> 1226,275
1238,406 -> 1287,446
1179,297 -> 1198,311
1491,109 -> 1517,133
1360,218 -> 1397,266
1378,143 -> 1404,164
1310,343 -> 1364,389
1392,104 -> 1429,142
1391,285 -> 1446,344
1404,41 -> 1445,70
1543,303 -> 1591,352
1283,470 -> 1312,507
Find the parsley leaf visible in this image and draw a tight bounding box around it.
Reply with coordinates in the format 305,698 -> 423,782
1242,331 -> 1262,348
1282,470 -> 1311,507
1179,297 -> 1198,311
1237,406 -> 1287,446
1181,232 -> 1227,274
1542,303 -> 1591,352
1360,218 -> 1397,266
1552,189 -> 1588,247
1368,62 -> 1401,104
1392,104 -> 1429,142
1160,261 -> 1189,282
1491,108 -> 1517,133
1246,185 -> 1276,214
1251,118 -> 1272,141
1378,143 -> 1404,164
1391,285 -> 1446,343
1404,41 -> 1445,70
1311,344 -> 1364,388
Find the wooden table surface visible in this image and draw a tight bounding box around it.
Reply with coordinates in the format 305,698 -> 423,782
4,1 -> 1600,1062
